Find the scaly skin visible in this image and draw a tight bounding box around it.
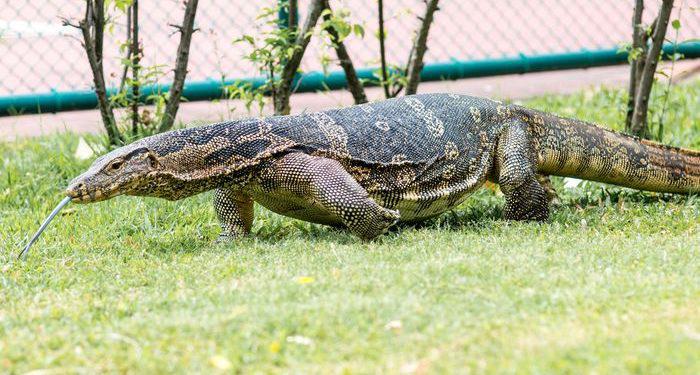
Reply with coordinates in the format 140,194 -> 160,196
66,93 -> 700,240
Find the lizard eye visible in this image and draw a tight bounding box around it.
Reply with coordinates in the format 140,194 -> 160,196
109,160 -> 123,171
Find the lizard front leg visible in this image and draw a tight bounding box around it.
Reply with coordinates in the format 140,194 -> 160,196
261,153 -> 400,240
214,188 -> 254,240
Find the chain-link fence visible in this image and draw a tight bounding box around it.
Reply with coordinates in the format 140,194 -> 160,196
0,0 -> 698,96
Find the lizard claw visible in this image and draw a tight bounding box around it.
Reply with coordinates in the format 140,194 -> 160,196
357,207 -> 401,241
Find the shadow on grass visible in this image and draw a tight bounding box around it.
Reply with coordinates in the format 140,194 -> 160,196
561,185 -> 698,207
392,199 -> 505,234
139,219 -> 360,257
114,185 -> 699,257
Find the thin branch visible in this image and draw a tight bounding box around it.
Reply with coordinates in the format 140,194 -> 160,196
94,0 -> 105,63
118,5 -> 132,92
404,0 -> 439,96
61,18 -> 80,30
629,13 -> 660,132
630,0 -> 674,138
377,0 -> 390,98
166,23 -> 200,36
274,0 -> 325,115
625,0 -> 644,131
269,60 -> 277,108
321,0 -> 367,104
158,0 -> 199,132
655,0 -> 684,141
131,0 -> 140,135
83,0 -> 92,27
635,16 -> 659,85
66,4 -> 121,145
390,41 -> 414,97
288,0 -> 298,30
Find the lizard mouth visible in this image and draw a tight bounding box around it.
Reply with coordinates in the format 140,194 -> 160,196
66,183 -> 111,203
67,190 -> 104,203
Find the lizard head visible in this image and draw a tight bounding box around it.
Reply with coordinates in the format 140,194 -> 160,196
66,142 -> 162,203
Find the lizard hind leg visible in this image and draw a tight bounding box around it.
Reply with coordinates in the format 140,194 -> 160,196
256,153 -> 400,240
502,178 -> 549,221
497,121 -> 550,221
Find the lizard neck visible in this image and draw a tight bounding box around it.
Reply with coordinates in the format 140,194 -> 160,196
134,119 -> 296,200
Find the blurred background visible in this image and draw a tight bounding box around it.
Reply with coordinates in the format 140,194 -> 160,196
0,0 -> 698,139
1,0 -> 698,94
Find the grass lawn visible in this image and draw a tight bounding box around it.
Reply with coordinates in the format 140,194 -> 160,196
1,82 -> 699,373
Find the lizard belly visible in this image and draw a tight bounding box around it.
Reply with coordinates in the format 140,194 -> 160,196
246,186 -> 344,226
394,192 -> 473,222
369,166 -> 489,222
374,184 -> 479,223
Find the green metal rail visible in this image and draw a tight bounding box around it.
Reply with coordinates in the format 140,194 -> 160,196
0,42 -> 698,116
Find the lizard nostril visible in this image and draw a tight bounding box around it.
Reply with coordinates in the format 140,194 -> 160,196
68,182 -> 86,197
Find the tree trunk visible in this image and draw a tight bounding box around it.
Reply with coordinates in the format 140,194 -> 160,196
94,0 -> 105,63
67,0 -> 121,145
274,0 -> 324,115
118,5 -> 132,92
630,0 -> 674,138
81,23 -> 121,145
404,0 -> 440,96
625,0 -> 644,131
158,0 -> 199,132
377,0 -> 391,99
131,0 -> 140,135
321,0 -> 367,104
636,16 -> 658,85
288,0 -> 297,30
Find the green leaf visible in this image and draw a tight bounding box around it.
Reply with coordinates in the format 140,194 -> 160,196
353,24 -> 365,38
671,19 -> 681,30
233,35 -> 255,45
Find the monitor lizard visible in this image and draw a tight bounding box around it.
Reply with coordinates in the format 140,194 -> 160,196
65,93 -> 700,240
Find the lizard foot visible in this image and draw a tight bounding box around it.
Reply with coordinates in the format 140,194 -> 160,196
356,207 -> 400,241
215,232 -> 246,243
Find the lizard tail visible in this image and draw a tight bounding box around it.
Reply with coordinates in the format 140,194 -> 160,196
522,108 -> 700,194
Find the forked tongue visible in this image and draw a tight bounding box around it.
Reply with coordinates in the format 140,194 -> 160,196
17,196 -> 72,260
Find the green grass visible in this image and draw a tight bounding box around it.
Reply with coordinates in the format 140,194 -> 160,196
1,81 -> 699,374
